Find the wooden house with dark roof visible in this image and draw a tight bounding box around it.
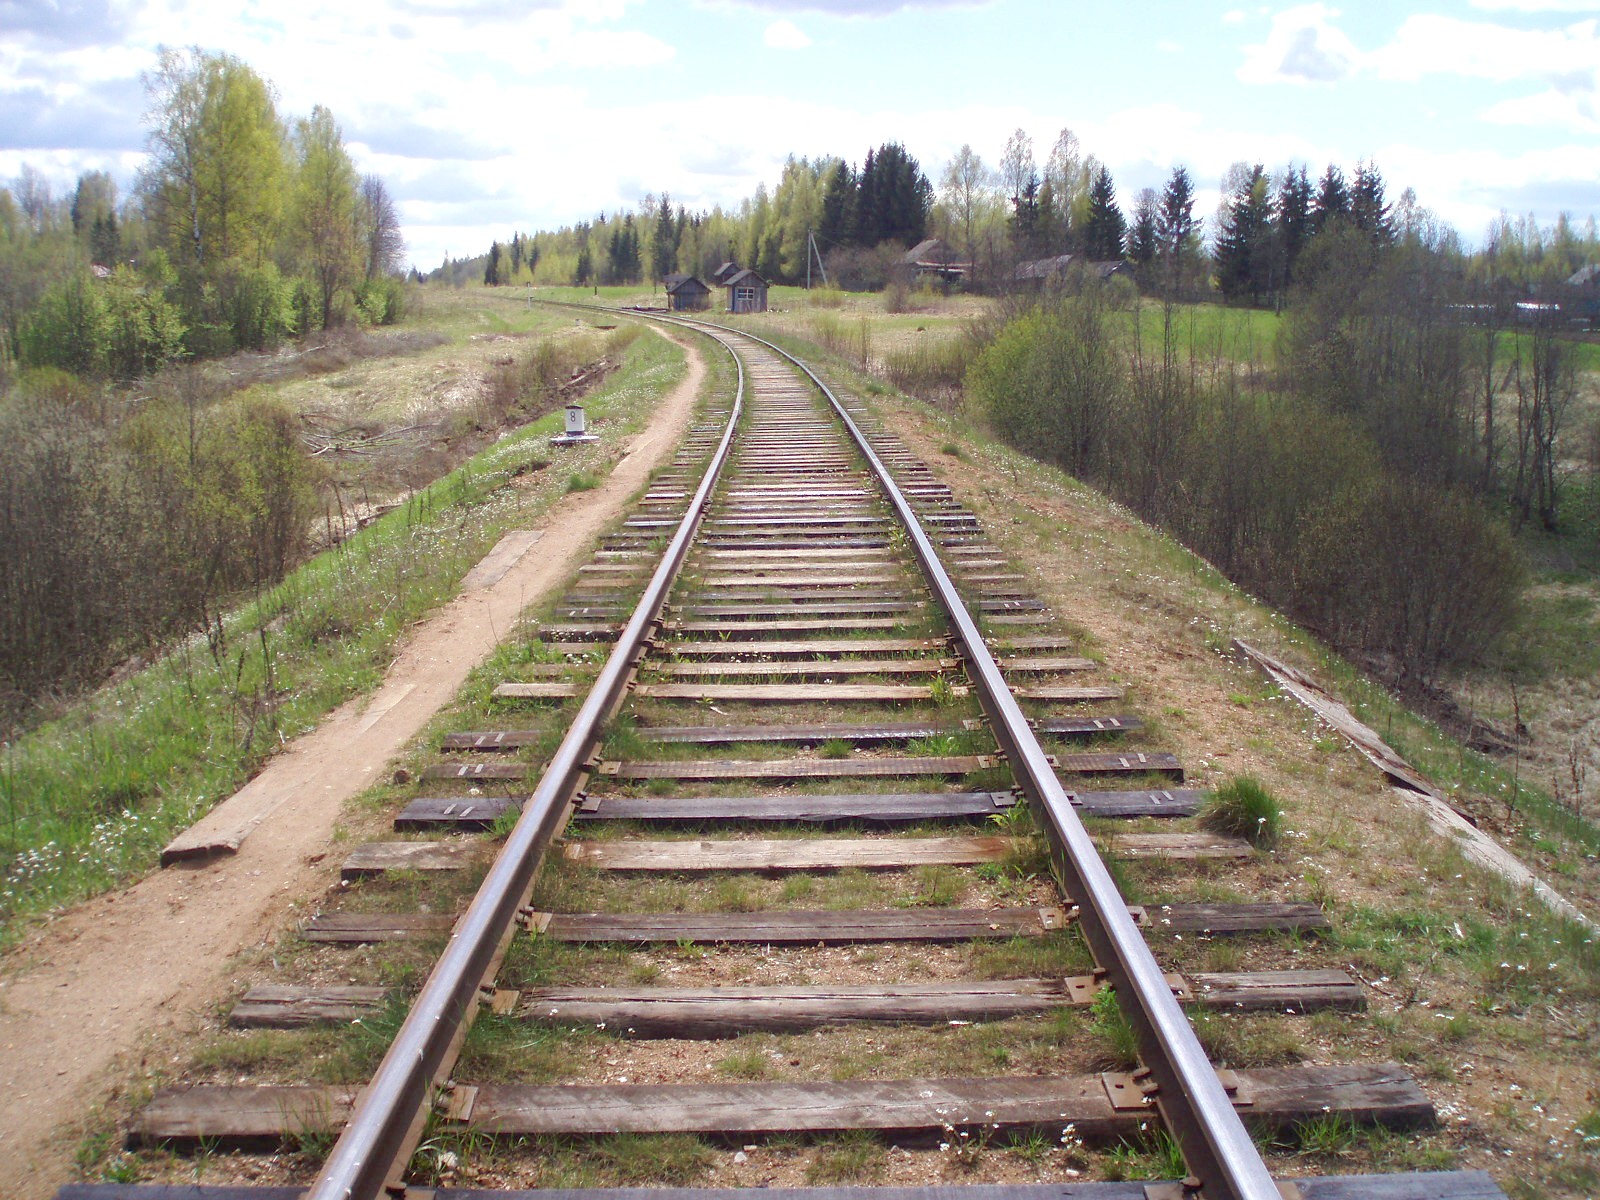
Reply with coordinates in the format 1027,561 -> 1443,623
1567,264 -> 1599,329
898,238 -> 967,283
710,261 -> 742,286
664,273 -> 712,312
723,267 -> 769,314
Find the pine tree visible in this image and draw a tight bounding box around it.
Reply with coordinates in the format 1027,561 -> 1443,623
1083,166 -> 1127,260
484,240 -> 501,286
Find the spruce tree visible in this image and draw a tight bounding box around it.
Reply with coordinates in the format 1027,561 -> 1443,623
1127,188 -> 1159,267
1275,165 -> 1313,292
1156,167 -> 1197,261
483,240 -> 501,286
1215,164 -> 1273,304
1351,160 -> 1395,245
1313,164 -> 1350,233
820,159 -> 855,248
1083,165 -> 1127,260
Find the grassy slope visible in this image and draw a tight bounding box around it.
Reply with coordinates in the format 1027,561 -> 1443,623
0,294 -> 686,947
773,332 -> 1598,1197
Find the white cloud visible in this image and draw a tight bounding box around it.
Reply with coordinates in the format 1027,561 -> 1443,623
1237,4 -> 1361,85
1484,86 -> 1599,134
764,18 -> 812,49
1222,9 -> 1248,23
1367,15 -> 1598,83
1469,0 -> 1599,11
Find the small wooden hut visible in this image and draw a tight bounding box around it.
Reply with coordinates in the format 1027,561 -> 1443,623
664,273 -> 712,311
723,267 -> 769,314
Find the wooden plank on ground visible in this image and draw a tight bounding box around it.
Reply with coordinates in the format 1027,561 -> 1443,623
421,761 -> 536,781
633,683 -> 966,702
340,841 -> 479,879
396,796 -> 518,831
638,719 -> 978,746
494,682 -> 580,699
451,1063 -> 1431,1138
651,659 -> 953,679
666,618 -> 906,634
697,572 -> 904,588
540,902 -> 1324,943
1073,789 -> 1205,817
672,601 -> 923,618
1142,902 -> 1329,934
56,1173 -> 1507,1200
441,730 -> 544,751
1057,751 -> 1183,777
540,907 -> 1064,945
519,968 -> 1363,1036
1037,715 -> 1141,736
999,656 -> 1096,673
1012,686 -> 1123,701
598,755 -> 996,781
128,1085 -> 361,1148
1107,832 -> 1251,860
1189,969 -> 1365,1012
229,985 -> 388,1028
658,638 -> 941,657
533,623 -> 619,642
989,635 -> 1079,651
302,912 -> 454,942
573,792 -> 1017,825
563,835 -> 1014,872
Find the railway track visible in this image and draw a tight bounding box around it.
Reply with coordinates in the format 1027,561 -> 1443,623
71,317 -> 1505,1200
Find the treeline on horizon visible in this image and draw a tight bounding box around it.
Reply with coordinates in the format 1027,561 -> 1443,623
445,126 -> 1599,303
0,48 -> 410,725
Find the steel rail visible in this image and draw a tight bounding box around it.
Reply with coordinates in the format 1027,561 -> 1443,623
722,323 -> 1282,1200
304,328 -> 745,1200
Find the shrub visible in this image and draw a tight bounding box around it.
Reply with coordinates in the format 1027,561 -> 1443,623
355,276 -> 406,326
102,268 -> 187,379
18,272 -> 110,376
1291,479 -> 1523,685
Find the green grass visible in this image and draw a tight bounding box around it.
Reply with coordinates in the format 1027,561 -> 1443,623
805,1130 -> 885,1184
1200,776 -> 1283,847
0,318 -> 685,948
1130,299 -> 1282,368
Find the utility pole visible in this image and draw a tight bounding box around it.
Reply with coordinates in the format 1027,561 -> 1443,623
807,230 -> 830,290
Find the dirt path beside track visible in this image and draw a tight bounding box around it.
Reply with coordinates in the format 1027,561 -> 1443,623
0,327 -> 705,1199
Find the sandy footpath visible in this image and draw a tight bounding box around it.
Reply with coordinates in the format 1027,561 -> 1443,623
0,327 -> 705,1198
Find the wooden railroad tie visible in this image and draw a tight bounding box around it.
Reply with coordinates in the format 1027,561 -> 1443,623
227,969 -> 1362,1031
532,903 -> 1328,945
128,1062 -> 1431,1149
437,714 -> 1143,753
559,789 -> 1206,828
561,832 -> 1250,872
593,752 -> 1179,782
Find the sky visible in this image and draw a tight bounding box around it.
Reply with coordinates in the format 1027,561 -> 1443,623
3,0 -> 1598,271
